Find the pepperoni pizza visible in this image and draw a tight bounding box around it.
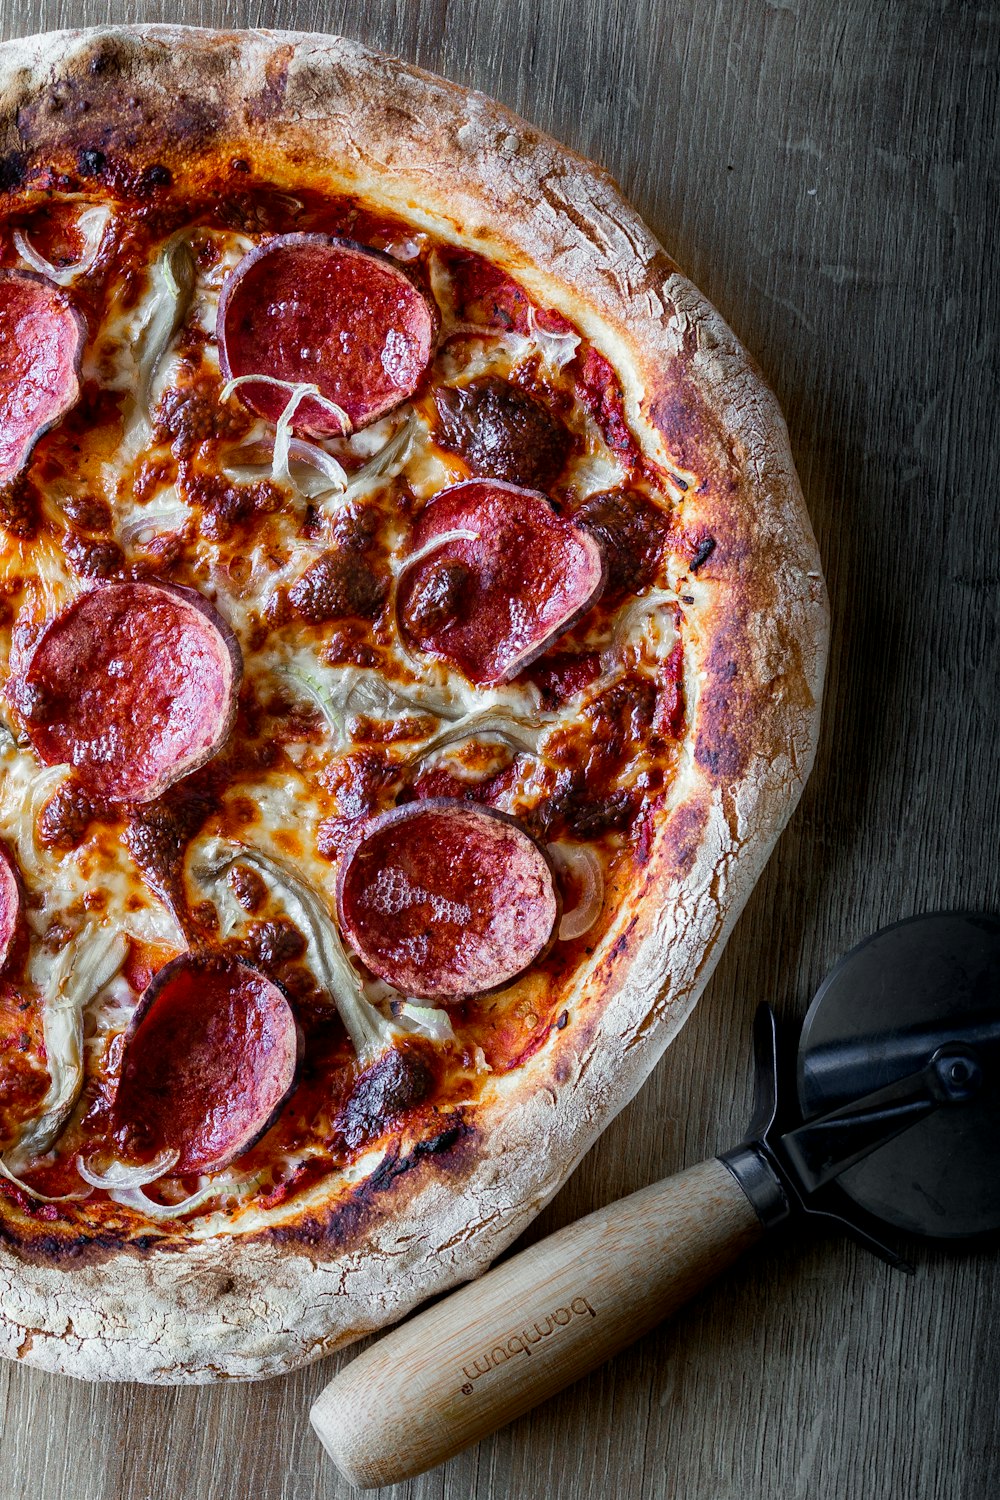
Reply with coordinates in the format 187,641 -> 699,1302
0,28 -> 827,1382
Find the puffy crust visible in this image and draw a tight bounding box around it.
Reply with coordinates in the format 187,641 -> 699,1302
0,26 -> 828,1382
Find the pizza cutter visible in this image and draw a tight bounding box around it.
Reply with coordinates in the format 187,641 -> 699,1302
310,911 -> 1000,1487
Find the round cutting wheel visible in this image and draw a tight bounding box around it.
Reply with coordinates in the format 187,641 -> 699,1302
797,912 -> 1000,1239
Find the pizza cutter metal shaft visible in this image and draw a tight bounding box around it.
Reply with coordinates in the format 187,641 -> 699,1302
310,1157 -> 762,1489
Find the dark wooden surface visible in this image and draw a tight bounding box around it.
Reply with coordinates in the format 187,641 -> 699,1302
1,3 -> 997,1497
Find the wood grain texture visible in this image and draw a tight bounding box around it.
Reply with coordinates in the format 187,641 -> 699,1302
0,2 -> 997,1498
312,1161 -> 763,1487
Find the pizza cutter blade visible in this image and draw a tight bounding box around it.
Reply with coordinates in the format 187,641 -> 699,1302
311,912 -> 1000,1488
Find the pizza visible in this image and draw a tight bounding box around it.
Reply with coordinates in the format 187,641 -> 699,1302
0,27 -> 827,1383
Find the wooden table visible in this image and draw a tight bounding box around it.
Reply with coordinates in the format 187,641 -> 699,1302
2,3 -> 997,1497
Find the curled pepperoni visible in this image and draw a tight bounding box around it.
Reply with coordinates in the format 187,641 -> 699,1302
217,233 -> 437,436
0,839 -> 23,972
336,800 -> 559,999
112,953 -> 301,1173
432,377 -> 571,490
397,480 -> 605,685
571,488 -> 670,600
12,581 -> 242,803
0,270 -> 85,484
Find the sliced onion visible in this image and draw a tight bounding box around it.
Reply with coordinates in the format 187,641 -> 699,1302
396,1002 -> 457,1043
118,497 -> 191,548
273,391 -> 345,489
0,1155 -> 92,1202
526,307 -> 580,370
107,1178 -> 236,1221
283,666 -> 348,746
121,235 -> 195,458
283,664 -> 447,749
412,708 -> 543,767
287,436 -> 350,489
220,371 -> 345,415
344,412 -> 417,501
370,674 -> 477,726
6,926 -> 128,1171
220,378 -> 352,501
22,764 -> 74,878
222,437 -> 351,493
77,1148 -> 179,1190
196,840 -> 402,1062
608,588 -> 679,661
14,205 -> 113,286
222,413 -> 415,510
263,191 -> 304,218
548,842 -> 604,940
392,528 -> 480,579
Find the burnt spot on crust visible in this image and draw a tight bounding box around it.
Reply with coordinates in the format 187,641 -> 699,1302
659,797 -> 711,882
695,691 -> 744,777
0,151 -> 27,194
692,604 -> 755,782
0,1114 -> 477,1263
246,46 -> 293,125
571,488 -> 670,599
433,377 -> 571,491
76,146 -> 106,178
144,163 -> 172,189
12,34 -> 227,169
0,1213 -> 134,1266
253,1116 -> 477,1254
289,549 -> 388,624
690,536 -> 716,572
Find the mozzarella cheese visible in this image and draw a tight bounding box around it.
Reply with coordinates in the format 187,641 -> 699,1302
0,210 -> 688,1225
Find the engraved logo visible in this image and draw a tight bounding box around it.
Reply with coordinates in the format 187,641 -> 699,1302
459,1296 -> 596,1393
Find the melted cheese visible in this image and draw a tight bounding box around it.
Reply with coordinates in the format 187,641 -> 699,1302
0,206 -> 692,1225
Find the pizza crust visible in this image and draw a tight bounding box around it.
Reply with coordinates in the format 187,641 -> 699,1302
0,25 -> 828,1382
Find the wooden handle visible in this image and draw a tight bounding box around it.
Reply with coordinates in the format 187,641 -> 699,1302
310,1157 -> 762,1488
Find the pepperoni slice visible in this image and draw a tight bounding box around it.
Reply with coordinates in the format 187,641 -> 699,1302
336,800 -> 559,1000
397,481 -> 605,685
0,270 -> 85,484
217,234 -> 437,436
112,954 -> 301,1174
0,839 -> 23,972
14,581 -> 242,803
